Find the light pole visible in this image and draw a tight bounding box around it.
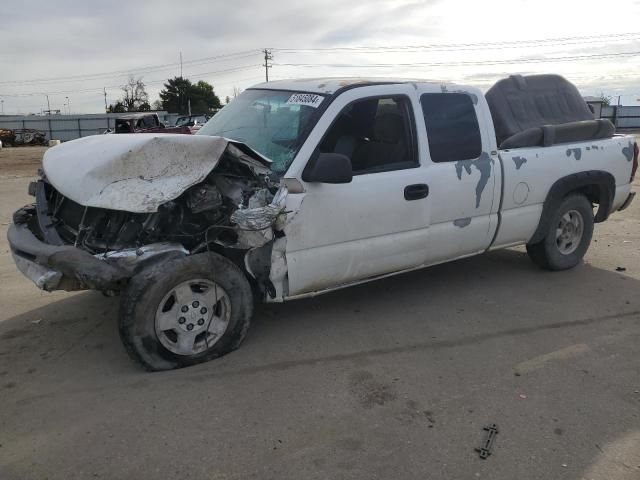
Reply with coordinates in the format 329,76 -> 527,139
65,96 -> 70,115
45,94 -> 51,115
0,99 -> 4,115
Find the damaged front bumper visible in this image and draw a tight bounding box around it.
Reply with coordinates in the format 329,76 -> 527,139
8,221 -> 188,292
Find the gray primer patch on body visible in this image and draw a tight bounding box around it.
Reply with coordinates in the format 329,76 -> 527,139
453,217 -> 472,228
455,152 -> 492,208
566,148 -> 582,160
622,142 -> 634,162
512,156 -> 527,169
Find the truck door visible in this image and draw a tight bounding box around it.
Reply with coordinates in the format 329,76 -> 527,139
416,87 -> 501,264
282,85 -> 432,296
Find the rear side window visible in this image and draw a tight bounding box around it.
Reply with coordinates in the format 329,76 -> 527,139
420,93 -> 481,163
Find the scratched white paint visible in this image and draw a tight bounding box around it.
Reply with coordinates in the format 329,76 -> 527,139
494,135 -> 634,247
269,81 -> 635,298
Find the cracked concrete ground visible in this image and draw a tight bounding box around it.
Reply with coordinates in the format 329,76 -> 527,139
1,144 -> 639,480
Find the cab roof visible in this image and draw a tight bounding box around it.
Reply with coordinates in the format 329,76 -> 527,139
249,77 -> 444,95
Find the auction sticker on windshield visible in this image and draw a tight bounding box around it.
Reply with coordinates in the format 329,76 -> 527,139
286,93 -> 324,108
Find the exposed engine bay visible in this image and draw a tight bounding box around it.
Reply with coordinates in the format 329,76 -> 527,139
26,155 -> 281,253
10,134 -> 289,297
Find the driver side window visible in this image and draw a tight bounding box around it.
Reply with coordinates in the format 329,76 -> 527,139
318,96 -> 418,174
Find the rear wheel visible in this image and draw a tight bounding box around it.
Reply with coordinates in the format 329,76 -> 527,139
119,252 -> 253,371
526,194 -> 594,271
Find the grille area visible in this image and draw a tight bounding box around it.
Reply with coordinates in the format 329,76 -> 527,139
41,181 -> 151,252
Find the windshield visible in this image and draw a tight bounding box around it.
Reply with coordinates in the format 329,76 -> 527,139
196,89 -> 325,174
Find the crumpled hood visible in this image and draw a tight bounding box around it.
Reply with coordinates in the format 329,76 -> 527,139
43,134 -> 269,213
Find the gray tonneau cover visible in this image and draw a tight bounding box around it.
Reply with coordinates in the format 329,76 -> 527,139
485,74 -> 614,149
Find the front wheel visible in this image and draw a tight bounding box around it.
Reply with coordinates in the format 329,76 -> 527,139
526,194 -> 594,271
119,252 -> 254,371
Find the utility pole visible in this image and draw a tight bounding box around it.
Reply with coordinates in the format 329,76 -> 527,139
45,94 -> 51,115
180,51 -> 183,78
263,48 -> 273,82
65,96 -> 70,115
103,88 -> 108,112
0,99 -> 3,115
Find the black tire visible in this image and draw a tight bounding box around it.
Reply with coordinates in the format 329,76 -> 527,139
526,194 -> 594,271
119,252 -> 254,371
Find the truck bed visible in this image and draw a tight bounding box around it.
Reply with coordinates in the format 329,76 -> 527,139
493,134 -> 635,249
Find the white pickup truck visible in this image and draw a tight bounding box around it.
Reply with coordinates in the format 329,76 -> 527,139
8,74 -> 638,370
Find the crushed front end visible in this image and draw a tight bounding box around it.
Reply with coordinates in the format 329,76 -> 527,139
8,135 -> 287,296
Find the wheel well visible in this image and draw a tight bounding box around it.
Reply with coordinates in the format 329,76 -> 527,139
572,184 -> 600,207
191,241 -> 272,300
528,170 -> 615,245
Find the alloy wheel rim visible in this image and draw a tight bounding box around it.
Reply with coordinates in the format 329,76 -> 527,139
155,279 -> 231,356
555,209 -> 584,255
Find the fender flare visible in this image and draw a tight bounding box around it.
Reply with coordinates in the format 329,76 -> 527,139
528,170 -> 615,245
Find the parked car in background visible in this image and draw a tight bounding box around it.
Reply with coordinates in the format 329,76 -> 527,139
114,113 -> 191,135
175,114 -> 211,132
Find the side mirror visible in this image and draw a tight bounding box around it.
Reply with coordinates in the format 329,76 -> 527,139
303,152 -> 353,184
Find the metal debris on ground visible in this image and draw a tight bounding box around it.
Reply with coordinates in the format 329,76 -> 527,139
13,129 -> 47,146
475,424 -> 499,459
0,129 -> 16,146
616,267 -> 627,272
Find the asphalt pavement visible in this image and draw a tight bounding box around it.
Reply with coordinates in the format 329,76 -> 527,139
1,146 -> 639,480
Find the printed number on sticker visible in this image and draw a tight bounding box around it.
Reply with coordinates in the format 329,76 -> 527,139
286,93 -> 323,108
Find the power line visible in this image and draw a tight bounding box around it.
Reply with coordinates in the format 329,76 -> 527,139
5,32 -> 638,87
0,64 -> 262,97
271,32 -> 640,53
274,50 -> 640,68
3,32 -> 638,89
0,49 -> 262,86
276,37 -> 640,55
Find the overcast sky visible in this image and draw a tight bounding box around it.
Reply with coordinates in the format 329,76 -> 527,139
1,0 -> 639,114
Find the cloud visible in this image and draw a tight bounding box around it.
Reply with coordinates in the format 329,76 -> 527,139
0,0 -> 639,113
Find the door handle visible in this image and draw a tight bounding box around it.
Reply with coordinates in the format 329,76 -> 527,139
404,183 -> 429,201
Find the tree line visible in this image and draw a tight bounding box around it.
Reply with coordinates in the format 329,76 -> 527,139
108,75 -> 222,114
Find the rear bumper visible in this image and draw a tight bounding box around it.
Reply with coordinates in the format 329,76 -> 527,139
618,191 -> 636,211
